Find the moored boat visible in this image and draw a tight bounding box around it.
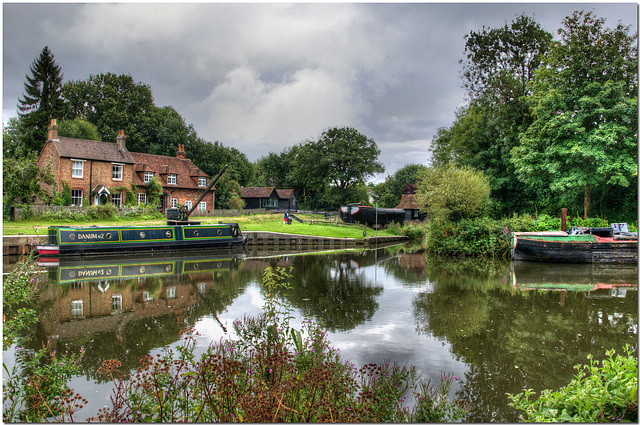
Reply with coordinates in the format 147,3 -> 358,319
339,204 -> 405,227
511,228 -> 638,264
36,223 -> 247,258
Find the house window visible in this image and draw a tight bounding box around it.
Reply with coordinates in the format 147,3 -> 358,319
71,282 -> 83,291
143,291 -> 153,302
263,198 -> 278,208
171,198 -> 178,208
72,160 -> 84,178
71,300 -> 83,318
111,295 -> 122,313
185,200 -> 192,210
112,193 -> 122,207
198,177 -> 207,187
112,163 -> 123,181
166,286 -> 176,299
197,282 -> 206,295
71,189 -> 83,206
168,174 -> 177,185
144,172 -> 154,183
197,202 -> 206,211
138,193 -> 147,205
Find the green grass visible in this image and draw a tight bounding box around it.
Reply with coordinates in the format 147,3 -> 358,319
2,214 -> 395,239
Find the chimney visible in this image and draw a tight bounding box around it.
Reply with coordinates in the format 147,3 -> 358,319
176,144 -> 186,160
116,130 -> 126,149
47,119 -> 59,141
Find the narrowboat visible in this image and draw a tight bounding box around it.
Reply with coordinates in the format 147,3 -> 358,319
339,204 -> 405,227
511,227 -> 638,264
36,223 -> 247,258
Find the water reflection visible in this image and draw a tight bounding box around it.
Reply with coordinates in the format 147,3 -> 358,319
7,247 -> 637,422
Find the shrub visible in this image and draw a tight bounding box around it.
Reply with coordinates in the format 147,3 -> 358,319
508,345 -> 638,422
416,164 -> 491,222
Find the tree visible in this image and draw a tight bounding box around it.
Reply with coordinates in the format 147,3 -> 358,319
373,164 -> 428,208
16,46 -> 65,154
3,154 -> 55,206
512,11 -> 638,219
297,127 -> 385,206
415,164 -> 491,222
58,117 -> 101,140
431,15 -> 553,217
146,177 -> 164,207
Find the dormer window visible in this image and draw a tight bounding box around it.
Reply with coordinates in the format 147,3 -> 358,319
168,174 -> 177,185
198,177 -> 207,187
144,172 -> 154,183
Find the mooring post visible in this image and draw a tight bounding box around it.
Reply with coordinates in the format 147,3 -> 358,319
561,208 -> 568,232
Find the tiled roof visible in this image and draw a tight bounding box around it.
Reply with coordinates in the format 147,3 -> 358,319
397,194 -> 422,210
130,152 -> 212,190
276,189 -> 294,199
241,187 -> 276,198
52,137 -> 135,163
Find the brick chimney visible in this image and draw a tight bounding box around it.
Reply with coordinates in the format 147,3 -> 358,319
47,119 -> 59,141
116,130 -> 126,149
176,144 -> 186,160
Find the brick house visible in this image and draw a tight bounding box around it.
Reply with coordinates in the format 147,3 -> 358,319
240,187 -> 297,211
36,119 -> 215,210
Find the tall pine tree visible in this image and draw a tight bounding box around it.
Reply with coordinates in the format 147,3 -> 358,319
17,46 -> 65,154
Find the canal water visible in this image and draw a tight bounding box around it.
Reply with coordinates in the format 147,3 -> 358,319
3,245 -> 638,422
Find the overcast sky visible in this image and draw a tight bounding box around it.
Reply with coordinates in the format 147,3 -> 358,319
2,2 -> 637,182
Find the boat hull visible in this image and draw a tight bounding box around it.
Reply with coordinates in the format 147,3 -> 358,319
511,234 -> 638,264
339,205 -> 405,227
37,224 -> 247,257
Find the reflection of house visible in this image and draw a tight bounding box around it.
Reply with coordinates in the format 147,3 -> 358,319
240,187 -> 297,211
36,119 -> 215,210
397,194 -> 424,221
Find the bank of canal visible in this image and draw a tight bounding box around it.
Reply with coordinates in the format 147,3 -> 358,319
3,246 -> 637,421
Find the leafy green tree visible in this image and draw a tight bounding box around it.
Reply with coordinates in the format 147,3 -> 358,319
213,174 -> 244,209
416,164 -> 491,222
3,154 -> 55,206
58,117 -> 101,140
146,177 -> 165,207
297,127 -> 384,206
431,15 -> 553,217
52,182 -> 72,206
16,46 -> 65,154
3,117 -> 30,158
373,164 -> 428,208
512,11 -> 638,219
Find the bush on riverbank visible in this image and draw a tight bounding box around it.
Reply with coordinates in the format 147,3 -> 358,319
508,345 -> 638,422
424,214 -> 612,258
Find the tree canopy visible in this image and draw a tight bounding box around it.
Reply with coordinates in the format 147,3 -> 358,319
512,11 -> 638,219
16,46 -> 65,154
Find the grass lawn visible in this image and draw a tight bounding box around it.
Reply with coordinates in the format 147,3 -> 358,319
2,214 -> 396,239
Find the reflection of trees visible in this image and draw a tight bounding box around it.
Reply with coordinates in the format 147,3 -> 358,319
413,257 -> 638,422
284,254 -> 383,332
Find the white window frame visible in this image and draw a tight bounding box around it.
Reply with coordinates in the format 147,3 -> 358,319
138,193 -> 147,205
185,200 -> 192,210
111,294 -> 122,313
143,291 -> 153,302
197,282 -> 206,295
166,286 -> 177,299
198,177 -> 207,187
171,198 -> 178,208
112,192 -> 122,207
197,202 -> 206,211
71,189 -> 83,206
112,163 -> 124,181
71,300 -> 83,318
167,174 -> 177,185
144,172 -> 154,183
72,160 -> 84,178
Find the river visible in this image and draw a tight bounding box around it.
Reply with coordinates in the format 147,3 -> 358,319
3,245 -> 638,422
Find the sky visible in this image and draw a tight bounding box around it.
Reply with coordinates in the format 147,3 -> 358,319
2,2 -> 638,182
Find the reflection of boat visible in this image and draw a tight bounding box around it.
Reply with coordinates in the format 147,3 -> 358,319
511,229 -> 637,264
39,249 -> 246,283
339,204 -> 405,227
511,261 -> 638,296
36,223 -> 247,258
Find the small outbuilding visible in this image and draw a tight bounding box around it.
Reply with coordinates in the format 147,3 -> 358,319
241,187 -> 297,211
397,193 -> 424,221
